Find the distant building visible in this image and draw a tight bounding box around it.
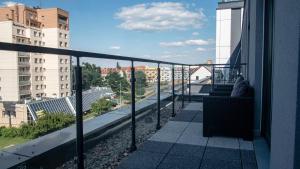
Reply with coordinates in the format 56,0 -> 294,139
216,0 -> 244,65
0,102 -> 30,127
0,4 -> 71,102
190,66 -> 212,83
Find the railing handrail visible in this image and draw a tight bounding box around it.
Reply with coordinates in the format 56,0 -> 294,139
0,42 -> 247,67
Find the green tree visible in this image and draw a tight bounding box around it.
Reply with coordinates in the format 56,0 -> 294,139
91,98 -> 116,115
135,71 -> 147,96
81,62 -> 105,90
105,71 -> 129,96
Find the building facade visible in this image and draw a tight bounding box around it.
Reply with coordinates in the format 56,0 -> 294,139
0,4 -> 71,102
216,0 -> 244,65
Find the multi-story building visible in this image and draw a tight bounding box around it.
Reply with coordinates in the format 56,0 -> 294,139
215,0 -> 244,65
0,4 -> 71,102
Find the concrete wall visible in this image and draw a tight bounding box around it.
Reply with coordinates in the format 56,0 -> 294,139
270,0 -> 300,168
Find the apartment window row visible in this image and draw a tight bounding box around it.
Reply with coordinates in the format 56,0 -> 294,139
60,75 -> 69,81
35,76 -> 46,81
60,59 -> 69,64
17,29 -> 25,35
19,76 -> 30,81
18,57 -> 30,63
34,40 -> 45,46
60,92 -> 69,97
59,24 -> 68,30
19,86 -> 30,90
59,41 -> 68,48
36,93 -> 46,97
59,33 -> 68,39
33,31 -> 44,37
34,67 -> 46,73
36,84 -> 46,90
34,58 -> 45,64
60,84 -> 69,89
16,37 -> 28,44
60,67 -> 69,73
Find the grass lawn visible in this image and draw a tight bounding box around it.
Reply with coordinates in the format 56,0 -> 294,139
0,137 -> 30,149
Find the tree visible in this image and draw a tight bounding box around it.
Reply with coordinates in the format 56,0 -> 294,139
91,98 -> 116,115
135,71 -> 147,96
105,71 -> 130,96
81,62 -> 105,89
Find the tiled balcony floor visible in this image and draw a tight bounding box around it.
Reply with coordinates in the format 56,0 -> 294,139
117,102 -> 258,169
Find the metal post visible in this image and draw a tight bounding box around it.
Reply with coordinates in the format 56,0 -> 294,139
172,65 -> 175,117
181,65 -> 184,108
156,63 -> 161,130
212,65 -> 215,91
130,61 -> 137,152
189,65 -> 191,102
75,57 -> 84,169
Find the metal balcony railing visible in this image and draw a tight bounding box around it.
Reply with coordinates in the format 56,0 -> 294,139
0,42 -> 246,169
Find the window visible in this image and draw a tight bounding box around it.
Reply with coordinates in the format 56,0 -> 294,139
60,41 -> 63,47
40,67 -> 42,72
65,67 -> 68,72
40,76 -> 43,81
66,84 -> 69,89
34,31 -> 37,37
35,76 -> 38,81
60,59 -> 63,64
60,76 -> 64,81
39,59 -> 42,63
61,84 -> 64,89
65,34 -> 68,39
40,84 -> 43,89
44,85 -> 46,89
65,42 -> 68,47
34,40 -> 37,45
65,59 -> 68,64
39,41 -> 42,46
66,92 -> 69,96
39,32 -> 41,37
59,33 -> 63,38
17,29 -> 21,34
36,85 -> 39,90
61,93 -> 64,97
42,33 -> 45,37
60,67 -> 63,72
65,75 -> 68,80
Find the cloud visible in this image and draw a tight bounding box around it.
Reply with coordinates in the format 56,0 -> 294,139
192,32 -> 200,36
109,46 -> 121,50
115,2 -> 206,31
196,47 -> 216,52
196,47 -> 206,52
160,39 -> 213,47
1,1 -> 23,7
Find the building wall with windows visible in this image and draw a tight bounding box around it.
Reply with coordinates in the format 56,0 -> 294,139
0,4 -> 71,101
0,102 -> 29,127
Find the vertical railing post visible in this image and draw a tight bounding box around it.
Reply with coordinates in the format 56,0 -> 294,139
212,65 -> 215,91
156,63 -> 161,130
181,65 -> 184,108
172,65 -> 175,117
189,65 -> 191,102
130,60 -> 137,152
75,56 -> 84,169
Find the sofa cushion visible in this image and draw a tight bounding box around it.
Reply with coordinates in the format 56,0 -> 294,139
231,80 -> 249,97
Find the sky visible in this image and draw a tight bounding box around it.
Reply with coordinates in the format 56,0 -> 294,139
1,0 -> 219,66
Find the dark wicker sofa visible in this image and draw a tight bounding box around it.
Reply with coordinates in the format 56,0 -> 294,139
203,77 -> 254,140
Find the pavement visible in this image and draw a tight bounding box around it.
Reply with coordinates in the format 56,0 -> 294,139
117,102 -> 258,169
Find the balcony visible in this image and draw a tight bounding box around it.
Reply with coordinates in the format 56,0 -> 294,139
0,42 -> 264,169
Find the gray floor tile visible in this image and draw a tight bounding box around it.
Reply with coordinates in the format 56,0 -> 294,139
207,137 -> 239,149
241,150 -> 257,163
192,114 -> 203,123
157,155 -> 201,169
117,151 -> 164,169
242,162 -> 258,169
177,123 -> 208,146
184,103 -> 203,111
200,159 -> 242,169
204,147 -> 241,161
138,141 -> 173,154
239,138 -> 254,150
168,143 -> 205,158
149,132 -> 182,143
171,110 -> 198,122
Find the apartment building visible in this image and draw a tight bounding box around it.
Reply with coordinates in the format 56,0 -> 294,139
0,4 -> 71,102
216,0 -> 244,65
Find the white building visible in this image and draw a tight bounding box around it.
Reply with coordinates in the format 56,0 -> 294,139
216,0 -> 244,65
0,4 -> 71,102
190,66 -> 211,83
